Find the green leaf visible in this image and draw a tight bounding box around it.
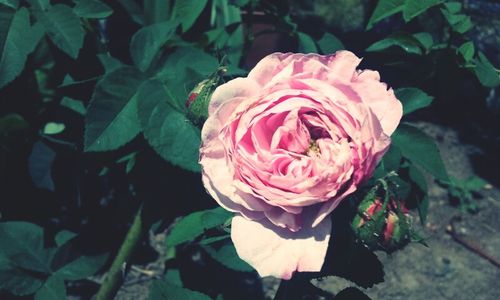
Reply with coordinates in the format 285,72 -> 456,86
297,32 -> 318,53
37,4 -> 84,59
84,66 -> 145,152
383,145 -> 402,172
463,176 -> 487,191
60,97 -> 86,115
366,32 -> 423,54
148,279 -> 211,300
444,1 -> 461,14
117,0 -> 144,25
0,255 -> 44,296
395,87 -> 434,115
457,41 -> 474,62
28,142 -> 55,191
317,32 -> 344,54
412,32 -> 433,50
0,7 -> 43,88
0,222 -> 54,273
402,0 -> 442,22
366,0 -> 405,29
54,230 -> 77,247
54,253 -> 108,280
204,244 -> 253,272
0,0 -> 19,9
392,123 -> 448,181
452,15 -> 472,34
130,20 -> 178,72
73,0 -> 113,19
97,53 -> 123,73
43,122 -> 65,135
172,0 -> 208,32
165,207 -> 232,247
34,275 -> 66,300
137,79 -> 202,171
408,164 -> 429,224
474,52 -> 500,88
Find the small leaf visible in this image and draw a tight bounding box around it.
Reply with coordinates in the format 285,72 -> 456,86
97,54 -> 123,73
60,97 -> 86,115
43,122 -> 65,135
474,52 -> 500,88
395,87 -> 434,115
137,79 -> 202,172
412,32 -> 433,50
54,253 -> 108,280
402,0 -> 442,22
204,243 -> 253,272
73,0 -> 113,19
117,0 -> 144,25
84,66 -> 145,152
54,230 -> 77,247
317,32 -> 344,54
297,32 -> 318,53
452,15 -> 472,34
28,142 -> 56,191
366,0 -> 405,29
463,176 -> 487,191
0,0 -> 19,9
366,32 -> 423,55
444,2 -> 461,14
165,207 -> 232,247
0,255 -> 44,296
37,4 -> 84,59
172,0 -> 208,32
392,123 -> 449,181
34,275 -> 66,300
130,20 -> 178,72
148,279 -> 211,300
457,41 -> 474,62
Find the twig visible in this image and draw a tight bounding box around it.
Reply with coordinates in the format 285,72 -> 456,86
446,216 -> 500,268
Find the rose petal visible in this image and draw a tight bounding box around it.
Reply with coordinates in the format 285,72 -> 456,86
231,214 -> 331,279
209,78 -> 260,116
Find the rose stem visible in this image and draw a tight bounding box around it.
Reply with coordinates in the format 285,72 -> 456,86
95,205 -> 145,300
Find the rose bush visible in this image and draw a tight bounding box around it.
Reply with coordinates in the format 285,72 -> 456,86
199,51 -> 402,279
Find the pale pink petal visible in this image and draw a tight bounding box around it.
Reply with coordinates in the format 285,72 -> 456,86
352,70 -> 402,135
247,53 -> 293,87
326,51 -> 362,83
209,78 -> 260,116
231,214 -> 331,279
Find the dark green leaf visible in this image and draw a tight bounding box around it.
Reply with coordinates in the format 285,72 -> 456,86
117,0 -> 144,25
97,53 -> 123,73
34,275 -> 66,300
54,253 -> 108,280
382,145 -> 402,172
172,0 -> 208,32
457,41 -> 474,62
0,222 -> 53,273
366,0 -> 405,29
204,244 -> 253,272
37,4 -> 84,59
130,20 -> 178,72
165,207 -> 232,247
402,0 -> 442,22
317,32 -> 344,54
0,7 -> 43,88
392,123 -> 449,181
474,52 -> 500,88
0,0 -> 19,9
0,255 -> 44,296
137,79 -> 201,171
28,142 -> 55,191
60,97 -> 86,115
452,15 -> 472,34
84,66 -> 145,152
366,32 -> 423,54
148,279 -> 211,300
395,87 -> 434,115
444,1 -> 461,14
408,164 -> 429,224
73,0 -> 113,19
297,32 -> 318,53
54,230 -> 77,247
412,32 -> 433,50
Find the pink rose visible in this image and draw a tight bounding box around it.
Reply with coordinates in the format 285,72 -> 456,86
199,51 -> 402,279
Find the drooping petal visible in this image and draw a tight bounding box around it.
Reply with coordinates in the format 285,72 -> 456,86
231,214 -> 331,279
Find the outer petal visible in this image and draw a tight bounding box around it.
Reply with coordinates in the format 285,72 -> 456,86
247,53 -> 293,87
209,77 -> 260,116
352,70 -> 402,135
231,214 -> 331,279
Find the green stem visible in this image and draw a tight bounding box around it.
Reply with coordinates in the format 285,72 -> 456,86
95,206 -> 145,300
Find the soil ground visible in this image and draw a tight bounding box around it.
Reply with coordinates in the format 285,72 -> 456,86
113,122 -> 500,300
